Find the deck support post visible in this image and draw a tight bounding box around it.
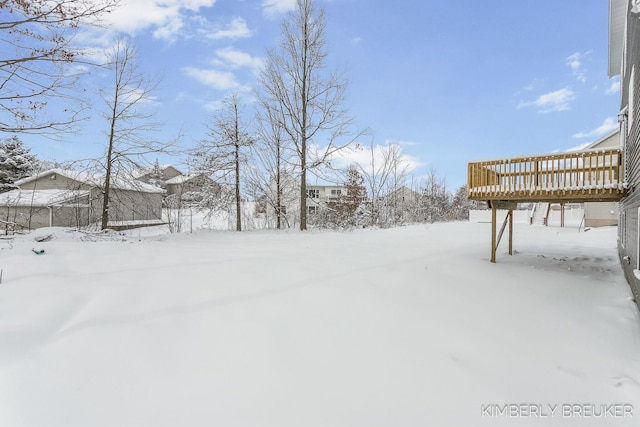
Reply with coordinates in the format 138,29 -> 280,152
508,209 -> 513,255
560,202 -> 565,227
491,205 -> 497,263
490,201 -> 517,263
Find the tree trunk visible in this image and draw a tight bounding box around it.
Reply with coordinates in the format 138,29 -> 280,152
235,141 -> 242,232
300,148 -> 307,230
101,112 -> 117,230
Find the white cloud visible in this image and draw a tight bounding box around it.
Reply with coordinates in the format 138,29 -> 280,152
103,0 -> 217,40
518,88 -> 575,113
329,143 -> 421,174
182,67 -> 240,90
203,99 -> 225,111
566,51 -> 590,83
262,0 -> 297,17
572,117 -> 618,139
606,79 -> 621,95
351,37 -> 363,47
183,48 -> 260,97
214,47 -> 263,70
203,17 -> 253,40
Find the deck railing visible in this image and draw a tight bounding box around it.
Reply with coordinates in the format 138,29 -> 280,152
467,148 -> 626,202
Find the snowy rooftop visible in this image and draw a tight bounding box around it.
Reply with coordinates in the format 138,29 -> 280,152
0,189 -> 90,207
131,165 -> 183,179
164,173 -> 203,185
15,169 -> 165,194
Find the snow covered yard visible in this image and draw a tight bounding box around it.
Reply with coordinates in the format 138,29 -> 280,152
0,222 -> 639,426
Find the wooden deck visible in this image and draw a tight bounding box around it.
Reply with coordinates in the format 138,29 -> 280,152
467,148 -> 626,262
467,148 -> 626,203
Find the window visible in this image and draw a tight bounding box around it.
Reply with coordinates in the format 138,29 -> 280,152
330,189 -> 342,196
308,206 -> 318,214
307,189 -> 319,198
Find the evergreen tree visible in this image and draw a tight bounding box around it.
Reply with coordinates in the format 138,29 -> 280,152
148,159 -> 165,187
0,137 -> 39,193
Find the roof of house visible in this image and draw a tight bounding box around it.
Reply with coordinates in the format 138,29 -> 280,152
0,189 -> 90,207
164,173 -> 206,185
384,186 -> 421,199
131,165 -> 183,179
15,169 -> 164,194
584,129 -> 620,150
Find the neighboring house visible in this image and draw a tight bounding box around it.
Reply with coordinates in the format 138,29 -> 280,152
0,188 -> 91,230
582,130 -> 621,227
383,185 -> 420,208
306,184 -> 347,214
380,185 -> 421,222
134,165 -> 183,187
264,173 -> 299,227
259,177 -> 350,225
164,173 -> 218,201
610,0 -> 640,307
0,169 -> 164,230
134,165 -> 213,200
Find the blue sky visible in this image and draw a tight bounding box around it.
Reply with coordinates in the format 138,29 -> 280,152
23,0 -> 621,191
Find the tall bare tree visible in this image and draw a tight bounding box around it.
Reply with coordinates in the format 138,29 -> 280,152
99,37 -> 175,230
257,0 -> 362,230
246,101 -> 297,229
0,0 -> 118,135
192,93 -> 254,231
354,142 -> 410,226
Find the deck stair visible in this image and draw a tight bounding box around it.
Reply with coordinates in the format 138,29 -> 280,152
531,202 -> 549,226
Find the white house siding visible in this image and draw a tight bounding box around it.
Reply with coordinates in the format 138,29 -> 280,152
0,193 -> 92,230
614,0 -> 640,308
584,202 -> 619,227
107,189 -> 163,222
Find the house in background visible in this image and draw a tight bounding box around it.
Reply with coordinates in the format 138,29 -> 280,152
610,0 -> 640,308
164,173 -> 218,202
134,164 -> 214,201
381,186 -> 421,221
0,169 -> 164,230
263,173 -> 299,228
0,188 -> 91,230
306,184 -> 348,215
134,164 -> 183,187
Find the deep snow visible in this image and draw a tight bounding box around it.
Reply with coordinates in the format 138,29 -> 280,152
0,221 -> 639,426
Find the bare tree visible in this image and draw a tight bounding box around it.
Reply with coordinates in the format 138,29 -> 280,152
419,167 -> 450,223
246,100 -> 298,229
257,0 -> 363,230
192,93 -> 254,232
354,142 -> 410,227
99,37 -> 176,230
0,0 -> 118,135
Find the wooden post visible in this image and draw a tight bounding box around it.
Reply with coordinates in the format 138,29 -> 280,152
490,201 -> 517,263
491,204 -> 497,263
560,202 -> 565,228
508,209 -> 513,255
